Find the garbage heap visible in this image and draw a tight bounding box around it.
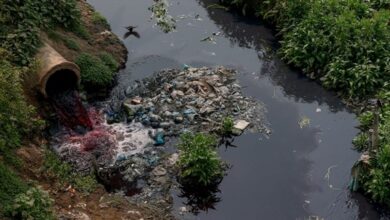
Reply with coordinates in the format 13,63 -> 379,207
54,67 -> 269,210
122,66 -> 269,138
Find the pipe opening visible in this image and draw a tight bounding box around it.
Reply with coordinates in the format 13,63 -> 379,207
45,69 -> 79,97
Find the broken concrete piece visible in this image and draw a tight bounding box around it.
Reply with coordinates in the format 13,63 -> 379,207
234,120 -> 250,131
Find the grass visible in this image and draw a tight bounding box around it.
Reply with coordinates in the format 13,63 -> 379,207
63,38 -> 80,51
92,11 -> 110,28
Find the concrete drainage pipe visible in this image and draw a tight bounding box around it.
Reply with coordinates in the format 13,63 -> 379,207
35,43 -> 80,98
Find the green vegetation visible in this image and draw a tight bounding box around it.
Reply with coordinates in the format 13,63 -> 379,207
221,116 -> 234,135
149,0 -> 176,33
223,0 -> 390,99
92,11 -> 110,28
99,52 -> 119,72
75,53 -> 115,90
9,187 -> 55,220
63,38 -> 80,51
0,0 -> 83,65
44,150 -> 98,194
178,133 -> 225,186
221,0 -> 390,206
0,57 -> 42,165
0,163 -> 28,215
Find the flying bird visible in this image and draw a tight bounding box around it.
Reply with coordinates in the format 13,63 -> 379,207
124,25 -> 140,39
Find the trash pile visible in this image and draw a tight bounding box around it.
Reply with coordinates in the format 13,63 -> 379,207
122,66 -> 269,137
51,66 -> 269,210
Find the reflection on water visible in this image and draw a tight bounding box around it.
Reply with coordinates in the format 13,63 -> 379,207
86,0 -> 386,219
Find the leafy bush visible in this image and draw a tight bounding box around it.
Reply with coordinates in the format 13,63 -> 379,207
9,187 -> 55,220
364,144 -> 390,204
352,133 -> 370,151
178,133 -> 225,186
99,52 -> 119,72
75,53 -> 113,89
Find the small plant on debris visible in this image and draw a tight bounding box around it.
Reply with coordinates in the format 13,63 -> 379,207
8,187 -> 55,220
221,116 -> 234,135
178,133 -> 225,187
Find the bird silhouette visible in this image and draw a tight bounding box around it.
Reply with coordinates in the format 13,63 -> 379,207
124,25 -> 140,39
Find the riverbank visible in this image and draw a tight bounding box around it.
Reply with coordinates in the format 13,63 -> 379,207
220,0 -> 390,207
0,0 -> 173,219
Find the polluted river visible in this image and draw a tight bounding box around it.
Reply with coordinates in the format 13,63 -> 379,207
49,0 -> 389,219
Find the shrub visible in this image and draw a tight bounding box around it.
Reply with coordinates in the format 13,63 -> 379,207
75,53 -> 113,89
364,144 -> 390,205
9,187 -> 55,220
99,52 -> 119,72
178,133 -> 225,186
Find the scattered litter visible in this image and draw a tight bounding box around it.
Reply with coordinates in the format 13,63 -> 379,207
298,116 -> 311,129
324,165 -> 341,191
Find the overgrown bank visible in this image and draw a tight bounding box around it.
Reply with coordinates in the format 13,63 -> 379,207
220,0 -> 390,206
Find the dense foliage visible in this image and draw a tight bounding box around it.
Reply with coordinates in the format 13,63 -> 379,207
223,0 -> 390,99
0,0 -> 83,65
75,53 -> 115,90
222,0 -> 390,205
178,133 -> 225,186
0,57 -> 40,164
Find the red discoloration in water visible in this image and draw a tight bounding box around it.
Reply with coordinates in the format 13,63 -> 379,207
50,90 -> 93,130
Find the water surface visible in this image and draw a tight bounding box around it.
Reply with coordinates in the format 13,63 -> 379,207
87,0 -> 385,219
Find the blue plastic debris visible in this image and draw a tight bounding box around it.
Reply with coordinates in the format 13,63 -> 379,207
183,109 -> 196,115
116,154 -> 127,162
154,132 -> 165,146
183,64 -> 190,70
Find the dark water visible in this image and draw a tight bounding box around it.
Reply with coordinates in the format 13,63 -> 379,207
87,0 -> 387,219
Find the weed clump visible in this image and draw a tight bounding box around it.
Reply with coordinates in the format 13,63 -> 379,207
178,133 -> 225,187
221,116 -> 234,135
43,150 -> 98,194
